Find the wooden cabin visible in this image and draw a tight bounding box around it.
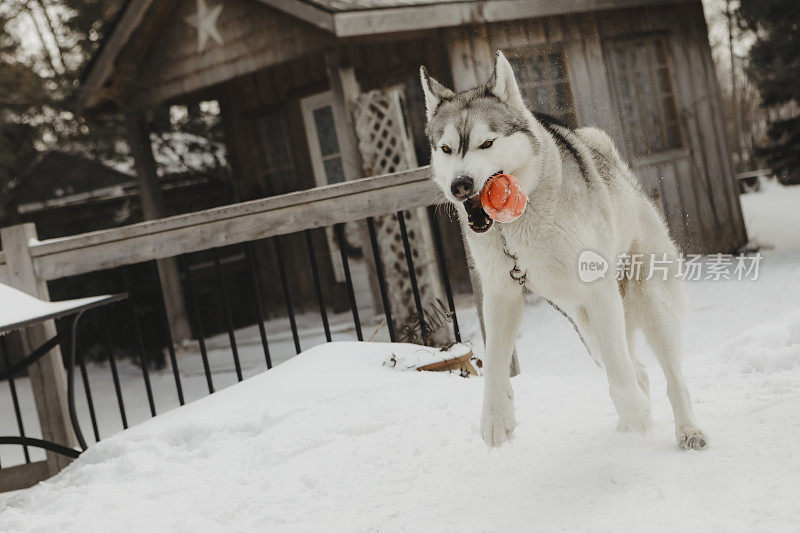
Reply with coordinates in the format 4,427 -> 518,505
77,0 -> 748,338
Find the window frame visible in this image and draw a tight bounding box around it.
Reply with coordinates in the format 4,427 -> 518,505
300,90 -> 346,188
503,44 -> 578,128
251,107 -> 298,196
299,91 -> 349,282
604,33 -> 686,162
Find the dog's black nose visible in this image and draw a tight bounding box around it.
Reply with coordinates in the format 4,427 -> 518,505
450,176 -> 474,201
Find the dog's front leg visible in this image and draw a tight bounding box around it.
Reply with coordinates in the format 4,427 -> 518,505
479,274 -> 524,447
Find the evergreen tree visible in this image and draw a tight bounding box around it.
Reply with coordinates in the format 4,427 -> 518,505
738,0 -> 800,178
1,1 -> 123,218
0,1 -> 228,228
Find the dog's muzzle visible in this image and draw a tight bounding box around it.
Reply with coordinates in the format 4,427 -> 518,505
461,170 -> 506,233
450,176 -> 474,201
464,195 -> 492,233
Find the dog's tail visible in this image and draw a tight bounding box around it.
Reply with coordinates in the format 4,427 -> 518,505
575,127 -> 625,168
575,127 -> 640,189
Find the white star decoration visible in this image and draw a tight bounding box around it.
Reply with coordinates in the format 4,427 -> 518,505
185,0 -> 223,53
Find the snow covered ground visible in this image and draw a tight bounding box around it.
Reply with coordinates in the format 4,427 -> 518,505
1,181 -> 799,531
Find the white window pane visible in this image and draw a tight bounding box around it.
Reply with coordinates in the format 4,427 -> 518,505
313,106 -> 340,157
323,157 -> 345,184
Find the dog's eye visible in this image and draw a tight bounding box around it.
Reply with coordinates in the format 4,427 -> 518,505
479,139 -> 494,149
441,145 -> 452,154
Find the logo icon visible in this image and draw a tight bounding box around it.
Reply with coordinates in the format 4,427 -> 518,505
578,250 -> 608,283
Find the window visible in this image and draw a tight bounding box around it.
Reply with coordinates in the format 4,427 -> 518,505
253,111 -> 297,195
608,36 -> 683,156
507,49 -> 577,127
301,91 -> 346,187
301,91 -> 349,282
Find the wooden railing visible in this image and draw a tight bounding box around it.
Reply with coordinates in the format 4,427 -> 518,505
0,166 -> 456,491
8,166 -> 439,283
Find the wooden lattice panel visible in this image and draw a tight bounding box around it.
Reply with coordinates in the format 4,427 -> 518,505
353,90 -> 415,176
352,89 -> 452,345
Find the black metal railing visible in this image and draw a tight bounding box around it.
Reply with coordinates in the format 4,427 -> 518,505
0,208 -> 468,468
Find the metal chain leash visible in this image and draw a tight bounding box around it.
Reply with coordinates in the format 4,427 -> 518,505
494,222 -> 593,359
496,225 -> 530,293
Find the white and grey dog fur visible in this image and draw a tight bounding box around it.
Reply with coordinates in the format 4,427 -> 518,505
420,51 -> 707,450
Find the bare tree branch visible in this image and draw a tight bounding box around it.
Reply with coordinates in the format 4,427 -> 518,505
34,0 -> 67,73
23,0 -> 62,75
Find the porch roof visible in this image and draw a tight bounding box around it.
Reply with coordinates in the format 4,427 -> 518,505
262,0 -> 690,36
78,0 -> 690,111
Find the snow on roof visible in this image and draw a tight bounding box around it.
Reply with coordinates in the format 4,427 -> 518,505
14,131 -> 225,215
151,131 -> 228,177
102,132 -> 227,178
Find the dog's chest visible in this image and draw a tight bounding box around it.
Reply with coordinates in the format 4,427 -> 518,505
488,223 -> 575,298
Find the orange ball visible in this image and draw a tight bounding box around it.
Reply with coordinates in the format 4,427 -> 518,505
480,173 -> 527,223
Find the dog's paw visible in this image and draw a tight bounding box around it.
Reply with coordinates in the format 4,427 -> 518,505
677,427 -> 708,450
613,387 -> 652,434
616,417 -> 649,433
480,391 -> 516,448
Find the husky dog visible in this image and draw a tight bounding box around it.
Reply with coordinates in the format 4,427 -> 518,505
420,51 -> 707,450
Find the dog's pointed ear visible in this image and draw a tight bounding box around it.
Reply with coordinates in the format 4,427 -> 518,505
420,66 -> 454,122
486,51 -> 526,110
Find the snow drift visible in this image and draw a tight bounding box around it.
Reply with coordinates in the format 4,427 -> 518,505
2,183 -> 800,531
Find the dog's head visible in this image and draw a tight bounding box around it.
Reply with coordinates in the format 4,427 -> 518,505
420,51 -> 539,206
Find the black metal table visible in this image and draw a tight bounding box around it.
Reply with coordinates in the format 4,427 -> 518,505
0,289 -> 127,459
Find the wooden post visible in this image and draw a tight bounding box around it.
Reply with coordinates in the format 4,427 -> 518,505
324,48 -> 387,323
326,48 -> 455,345
445,27 -> 520,375
126,110 -> 166,219
125,110 -> 192,344
0,223 -> 77,474
324,49 -> 364,183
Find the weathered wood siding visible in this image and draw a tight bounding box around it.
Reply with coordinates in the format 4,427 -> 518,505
440,1 -> 746,253
135,0 -> 331,104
